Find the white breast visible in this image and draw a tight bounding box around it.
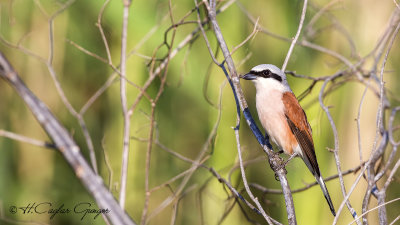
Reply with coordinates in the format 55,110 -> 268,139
253,78 -> 295,154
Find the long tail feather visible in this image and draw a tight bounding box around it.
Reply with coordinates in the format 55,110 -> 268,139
316,175 -> 336,216
299,151 -> 336,216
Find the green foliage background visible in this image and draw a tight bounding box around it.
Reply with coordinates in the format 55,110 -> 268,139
0,0 -> 399,224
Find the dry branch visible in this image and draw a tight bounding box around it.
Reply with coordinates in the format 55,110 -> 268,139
0,52 -> 136,225
203,0 -> 297,224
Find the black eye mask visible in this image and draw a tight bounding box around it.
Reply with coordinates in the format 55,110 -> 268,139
250,69 -> 283,82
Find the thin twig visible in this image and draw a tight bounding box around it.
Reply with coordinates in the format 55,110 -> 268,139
319,74 -> 359,223
0,130 -> 55,149
230,18 -> 260,55
66,39 -> 108,63
347,197 -> 400,225
97,0 -> 113,65
281,0 -> 308,71
250,164 -> 363,194
234,125 -> 274,225
101,137 -> 114,191
118,0 -> 132,210
356,78 -> 371,165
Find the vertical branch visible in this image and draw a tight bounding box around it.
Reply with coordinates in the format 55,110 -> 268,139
119,0 -> 132,209
318,74 -> 360,224
356,79 -> 371,165
206,0 -> 238,78
234,118 -> 274,225
363,20 -> 400,225
140,103 -> 156,225
140,2 -> 178,223
281,0 -> 308,71
97,0 -> 113,65
205,0 -> 297,224
48,0 -> 99,174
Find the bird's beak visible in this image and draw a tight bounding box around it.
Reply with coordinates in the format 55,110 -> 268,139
240,73 -> 257,80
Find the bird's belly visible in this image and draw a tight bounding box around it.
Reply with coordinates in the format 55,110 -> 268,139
256,90 -> 297,155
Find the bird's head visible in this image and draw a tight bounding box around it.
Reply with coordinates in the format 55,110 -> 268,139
240,64 -> 289,92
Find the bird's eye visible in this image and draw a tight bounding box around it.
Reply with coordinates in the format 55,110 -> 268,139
262,70 -> 270,77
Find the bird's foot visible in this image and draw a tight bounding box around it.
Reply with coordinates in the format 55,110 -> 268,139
282,152 -> 298,167
271,152 -> 298,181
268,153 -> 287,181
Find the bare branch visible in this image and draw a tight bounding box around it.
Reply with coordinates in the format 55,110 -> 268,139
348,197 -> 400,225
319,73 -> 360,223
0,129 -> 55,149
281,0 -> 308,71
97,0 -> 114,65
250,164 -> 363,194
234,119 -> 274,225
205,0 -> 297,224
0,52 -> 136,225
118,0 -> 132,210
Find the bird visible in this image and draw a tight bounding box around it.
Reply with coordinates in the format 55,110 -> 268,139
240,64 -> 336,216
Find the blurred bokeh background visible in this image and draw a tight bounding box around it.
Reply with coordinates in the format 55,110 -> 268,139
0,0 -> 399,224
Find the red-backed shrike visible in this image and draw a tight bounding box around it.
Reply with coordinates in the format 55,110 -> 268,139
241,64 -> 336,216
